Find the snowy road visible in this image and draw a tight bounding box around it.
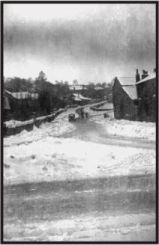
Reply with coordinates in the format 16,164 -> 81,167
60,119 -> 155,149
3,103 -> 156,241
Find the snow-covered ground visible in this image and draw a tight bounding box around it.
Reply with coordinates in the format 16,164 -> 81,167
91,117 -> 155,141
4,135 -> 155,185
4,106 -> 156,186
3,105 -> 156,242
4,112 -> 76,147
85,103 -> 155,141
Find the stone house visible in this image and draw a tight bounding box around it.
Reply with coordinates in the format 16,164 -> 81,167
112,69 -> 156,122
112,77 -> 138,120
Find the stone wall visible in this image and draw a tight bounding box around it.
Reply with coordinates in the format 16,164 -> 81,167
3,109 -> 66,137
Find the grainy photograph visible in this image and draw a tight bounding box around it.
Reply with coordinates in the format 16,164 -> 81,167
2,2 -> 157,242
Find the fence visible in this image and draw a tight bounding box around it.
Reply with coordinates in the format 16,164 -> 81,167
90,102 -> 113,112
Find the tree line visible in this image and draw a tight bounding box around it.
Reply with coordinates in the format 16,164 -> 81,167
4,71 -> 112,121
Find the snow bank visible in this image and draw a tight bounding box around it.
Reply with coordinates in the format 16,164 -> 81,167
4,114 -> 76,147
90,117 -> 155,141
86,102 -> 155,141
107,120 -> 155,140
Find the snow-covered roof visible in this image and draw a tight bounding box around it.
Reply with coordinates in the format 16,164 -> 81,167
112,77 -> 137,100
69,85 -> 87,91
111,77 -> 135,86
122,85 -> 138,100
118,77 -> 136,86
5,90 -> 39,99
73,94 -> 82,101
94,86 -> 104,91
136,72 -> 156,85
73,93 -> 91,101
118,77 -> 137,100
80,94 -> 91,100
5,90 -> 13,96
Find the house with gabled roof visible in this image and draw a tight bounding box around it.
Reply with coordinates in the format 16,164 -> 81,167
112,77 -> 138,120
112,69 -> 156,122
69,84 -> 87,93
4,89 -> 39,121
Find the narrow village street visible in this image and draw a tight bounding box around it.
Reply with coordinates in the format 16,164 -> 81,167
3,103 -> 156,241
3,2 -> 157,242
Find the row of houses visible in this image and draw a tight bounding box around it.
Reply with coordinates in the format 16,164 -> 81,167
69,84 -> 105,91
3,87 -> 93,121
4,69 -> 156,122
69,84 -> 107,102
112,69 -> 156,122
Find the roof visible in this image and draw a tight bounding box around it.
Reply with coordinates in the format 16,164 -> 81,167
113,77 -> 138,100
112,70 -> 156,100
136,72 -> 156,85
73,93 -> 91,101
94,86 -> 104,91
72,94 -> 82,101
111,77 -> 135,86
118,77 -> 138,100
5,90 -> 39,99
69,85 -> 87,91
118,77 -> 136,86
121,85 -> 138,100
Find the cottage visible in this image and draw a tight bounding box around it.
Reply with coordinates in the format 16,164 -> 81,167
112,77 -> 138,120
112,69 -> 156,122
69,84 -> 87,94
4,90 -> 39,121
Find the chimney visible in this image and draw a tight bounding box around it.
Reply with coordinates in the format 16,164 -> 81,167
136,69 -> 140,82
142,70 -> 148,80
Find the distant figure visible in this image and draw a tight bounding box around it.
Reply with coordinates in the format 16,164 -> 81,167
76,107 -> 87,119
76,107 -> 81,118
81,108 -> 84,119
85,112 -> 89,118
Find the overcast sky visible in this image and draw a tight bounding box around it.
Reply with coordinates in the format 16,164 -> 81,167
4,4 -> 156,84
